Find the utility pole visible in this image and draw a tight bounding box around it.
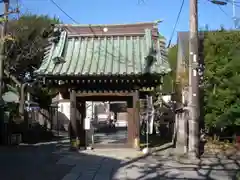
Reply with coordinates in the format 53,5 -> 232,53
0,0 -> 9,145
232,0 -> 239,29
0,0 -> 9,99
0,0 -> 19,144
188,0 -> 200,158
0,0 -> 19,101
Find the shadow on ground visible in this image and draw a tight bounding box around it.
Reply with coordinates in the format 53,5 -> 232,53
118,151 -> 240,179
0,140 -> 240,180
0,142 -> 73,180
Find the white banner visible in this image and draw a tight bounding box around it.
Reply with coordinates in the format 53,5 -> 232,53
147,96 -> 154,134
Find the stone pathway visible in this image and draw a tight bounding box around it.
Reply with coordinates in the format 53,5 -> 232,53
57,147 -> 240,180
57,149 -> 142,180
8,140 -> 237,180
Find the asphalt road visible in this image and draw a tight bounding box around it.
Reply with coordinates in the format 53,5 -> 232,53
0,143 -> 73,180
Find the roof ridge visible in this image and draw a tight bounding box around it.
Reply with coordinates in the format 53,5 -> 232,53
58,20 -> 163,27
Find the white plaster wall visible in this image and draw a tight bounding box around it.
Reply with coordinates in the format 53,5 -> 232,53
162,95 -> 171,104
85,101 -> 94,120
52,93 -> 78,131
58,102 -> 70,120
51,93 -> 70,131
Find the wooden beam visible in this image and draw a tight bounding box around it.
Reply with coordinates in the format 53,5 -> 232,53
76,92 -> 135,97
76,95 -> 131,102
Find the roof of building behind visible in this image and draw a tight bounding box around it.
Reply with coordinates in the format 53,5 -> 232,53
177,31 -> 189,59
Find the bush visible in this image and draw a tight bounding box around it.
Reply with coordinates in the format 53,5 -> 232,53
11,122 -> 54,144
204,31 -> 240,130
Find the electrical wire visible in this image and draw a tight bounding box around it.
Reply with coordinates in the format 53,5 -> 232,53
218,3 -> 231,17
48,0 -> 104,37
225,0 -> 240,4
15,0 -> 167,71
206,0 -> 234,19
217,0 -> 240,7
167,0 -> 185,48
49,0 -> 78,24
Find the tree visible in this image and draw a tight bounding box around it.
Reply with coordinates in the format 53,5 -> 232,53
147,44 -> 178,135
204,30 -> 240,130
167,44 -> 178,83
162,43 -> 178,94
4,14 -> 60,109
5,14 -> 59,81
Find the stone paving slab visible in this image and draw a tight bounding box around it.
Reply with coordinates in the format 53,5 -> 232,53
58,147 -> 240,180
58,149 -> 140,180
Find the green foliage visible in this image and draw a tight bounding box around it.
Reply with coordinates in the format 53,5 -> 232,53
162,45 -> 178,93
2,14 -> 60,109
168,45 -> 178,78
5,14 -> 59,80
30,86 -> 59,110
204,30 -> 240,129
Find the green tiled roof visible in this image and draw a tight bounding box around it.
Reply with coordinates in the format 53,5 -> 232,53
35,28 -> 170,76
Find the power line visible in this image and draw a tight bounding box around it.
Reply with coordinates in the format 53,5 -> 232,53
206,0 -> 232,17
49,0 -> 78,24
47,0 -> 168,70
216,0 -> 240,28
49,0 -> 101,39
206,0 -> 237,23
218,3 -> 231,17
167,0 -> 185,48
225,0 -> 240,4
48,0 -> 122,56
18,0 -> 112,62
49,0 -> 107,37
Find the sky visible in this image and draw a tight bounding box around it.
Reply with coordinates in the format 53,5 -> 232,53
8,0 -> 240,44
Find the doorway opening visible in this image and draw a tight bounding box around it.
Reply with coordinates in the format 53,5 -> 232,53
85,101 -> 128,147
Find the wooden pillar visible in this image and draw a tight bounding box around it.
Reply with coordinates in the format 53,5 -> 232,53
69,89 -> 78,149
127,91 -> 140,149
133,90 -> 140,149
127,104 -> 134,147
77,99 -> 86,148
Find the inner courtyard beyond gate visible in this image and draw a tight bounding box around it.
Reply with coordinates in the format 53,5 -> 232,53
74,92 -> 140,149
85,101 -> 128,147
